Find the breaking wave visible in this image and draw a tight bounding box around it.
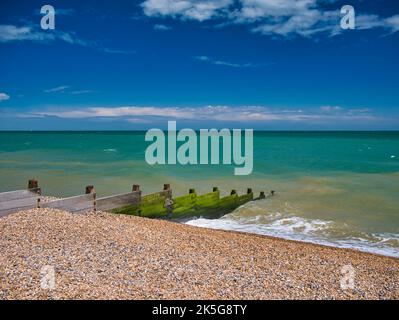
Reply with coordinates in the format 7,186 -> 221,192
186,210 -> 399,258
103,148 -> 118,153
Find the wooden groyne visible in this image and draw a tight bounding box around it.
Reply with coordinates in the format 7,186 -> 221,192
0,180 -> 270,219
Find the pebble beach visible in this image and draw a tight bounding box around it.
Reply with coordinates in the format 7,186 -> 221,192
0,208 -> 398,300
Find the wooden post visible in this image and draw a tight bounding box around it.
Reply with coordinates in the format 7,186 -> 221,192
213,187 -> 219,192
163,184 -> 171,198
28,179 -> 38,189
85,185 -> 94,194
93,192 -> 97,213
132,185 -> 142,205
259,191 -> 266,199
247,188 -> 252,194
189,188 -> 195,194
231,189 -> 237,195
28,179 -> 41,195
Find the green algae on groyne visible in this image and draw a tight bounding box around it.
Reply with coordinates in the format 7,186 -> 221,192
0,180 -> 265,220
110,186 -> 260,219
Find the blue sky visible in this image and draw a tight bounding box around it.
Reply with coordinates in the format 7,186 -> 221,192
0,0 -> 399,130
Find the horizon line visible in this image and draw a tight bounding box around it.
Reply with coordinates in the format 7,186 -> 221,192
1,130 -> 399,133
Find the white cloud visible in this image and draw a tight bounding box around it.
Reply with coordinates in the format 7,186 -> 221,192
154,24 -> 172,31
0,24 -> 94,47
101,48 -> 136,54
237,0 -> 316,21
193,55 -> 267,67
69,90 -> 96,95
0,93 -> 10,102
27,105 -> 380,123
142,0 -> 233,21
350,14 -> 399,33
140,0 -> 399,38
0,24 -> 93,45
44,85 -> 70,93
0,25 -> 53,42
250,8 -> 346,37
347,108 -> 372,114
385,14 -> 399,32
34,8 -> 75,16
0,24 -> 134,54
320,105 -> 342,112
44,87 -> 96,95
355,14 -> 384,30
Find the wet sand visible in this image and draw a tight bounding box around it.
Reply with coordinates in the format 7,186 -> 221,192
0,208 -> 398,300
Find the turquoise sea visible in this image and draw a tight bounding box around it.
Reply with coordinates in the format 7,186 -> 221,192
1,131 -> 398,257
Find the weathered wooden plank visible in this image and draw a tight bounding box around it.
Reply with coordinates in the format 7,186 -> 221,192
0,196 -> 38,210
42,193 -> 95,213
237,192 -> 254,205
96,192 -> 141,211
0,190 -> 39,202
142,191 -> 171,204
0,196 -> 38,217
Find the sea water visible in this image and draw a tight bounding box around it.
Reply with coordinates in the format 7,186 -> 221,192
0,131 -> 398,257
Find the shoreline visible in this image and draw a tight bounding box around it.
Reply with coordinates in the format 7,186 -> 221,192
182,221 -> 399,261
183,219 -> 399,259
40,194 -> 399,259
0,208 -> 398,299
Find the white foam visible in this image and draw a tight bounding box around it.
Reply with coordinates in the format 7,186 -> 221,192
103,148 -> 118,153
186,214 -> 399,258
